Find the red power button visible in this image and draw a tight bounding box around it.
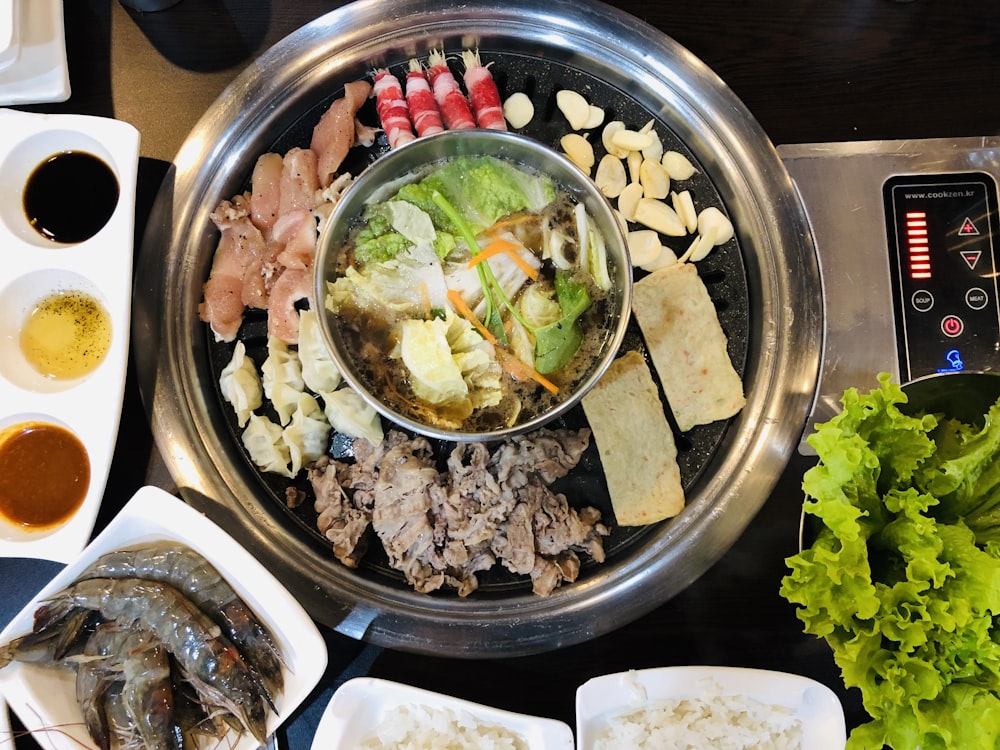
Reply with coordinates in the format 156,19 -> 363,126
941,315 -> 964,338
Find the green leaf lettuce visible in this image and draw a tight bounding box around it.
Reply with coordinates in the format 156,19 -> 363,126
780,373 -> 1000,749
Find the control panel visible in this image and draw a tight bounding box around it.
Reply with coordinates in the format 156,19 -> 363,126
884,172 -> 1000,381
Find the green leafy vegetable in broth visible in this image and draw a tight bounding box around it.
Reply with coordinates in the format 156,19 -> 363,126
780,373 -> 1000,750
533,272 -> 591,374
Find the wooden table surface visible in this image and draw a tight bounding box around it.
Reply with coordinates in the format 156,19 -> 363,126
4,0 -> 1000,746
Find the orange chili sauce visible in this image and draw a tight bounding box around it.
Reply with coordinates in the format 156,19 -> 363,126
0,422 -> 90,530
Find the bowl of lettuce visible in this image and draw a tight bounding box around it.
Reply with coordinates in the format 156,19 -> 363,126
315,128 -> 631,442
781,371 -> 1000,750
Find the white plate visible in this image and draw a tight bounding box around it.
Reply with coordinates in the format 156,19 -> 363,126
576,666 -> 846,750
0,0 -> 19,73
0,108 -> 139,562
0,695 -> 9,749
0,0 -> 68,105
313,677 -> 575,749
0,486 -> 329,750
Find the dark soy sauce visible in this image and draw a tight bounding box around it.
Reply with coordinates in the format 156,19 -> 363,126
24,151 -> 120,243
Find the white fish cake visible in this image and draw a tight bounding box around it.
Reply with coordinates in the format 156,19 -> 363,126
631,262 -> 745,432
582,350 -> 684,526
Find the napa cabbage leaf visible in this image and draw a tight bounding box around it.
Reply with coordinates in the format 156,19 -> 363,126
396,312 -> 502,425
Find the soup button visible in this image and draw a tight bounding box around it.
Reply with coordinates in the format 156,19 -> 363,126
941,315 -> 964,338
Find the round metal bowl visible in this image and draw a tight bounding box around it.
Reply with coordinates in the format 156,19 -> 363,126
900,371 -> 1000,425
798,370 -> 1000,551
133,0 -> 822,656
315,129 -> 632,442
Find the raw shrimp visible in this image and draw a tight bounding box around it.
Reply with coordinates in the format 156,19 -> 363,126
461,50 -> 506,130
76,624 -> 178,750
34,577 -> 270,745
104,682 -> 145,750
427,49 -> 475,130
405,59 -> 444,136
373,68 -> 415,148
78,541 -> 285,701
118,626 -> 182,750
0,606 -> 98,669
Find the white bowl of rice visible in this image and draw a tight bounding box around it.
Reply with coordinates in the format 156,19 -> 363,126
311,676 -> 574,749
576,666 -> 845,750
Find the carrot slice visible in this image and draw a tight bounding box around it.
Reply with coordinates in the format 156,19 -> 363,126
487,213 -> 534,232
469,238 -> 538,280
497,349 -> 560,395
447,289 -> 496,344
468,238 -> 518,267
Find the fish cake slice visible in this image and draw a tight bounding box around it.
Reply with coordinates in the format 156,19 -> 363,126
582,350 -> 684,526
631,262 -> 745,432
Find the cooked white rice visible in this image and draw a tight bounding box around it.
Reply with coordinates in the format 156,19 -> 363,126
593,687 -> 803,750
361,703 -> 528,750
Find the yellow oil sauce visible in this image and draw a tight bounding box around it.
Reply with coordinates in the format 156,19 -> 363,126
19,291 -> 112,379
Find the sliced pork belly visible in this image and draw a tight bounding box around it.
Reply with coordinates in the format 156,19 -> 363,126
249,152 -> 283,233
311,80 -> 372,187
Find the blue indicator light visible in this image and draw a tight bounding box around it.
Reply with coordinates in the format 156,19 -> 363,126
936,349 -> 965,373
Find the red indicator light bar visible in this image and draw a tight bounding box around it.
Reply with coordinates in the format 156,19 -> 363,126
904,211 -> 931,280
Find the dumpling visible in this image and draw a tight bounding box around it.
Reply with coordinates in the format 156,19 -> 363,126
261,336 -> 304,425
321,386 -> 384,447
298,308 -> 342,394
219,341 -> 262,427
241,413 -> 292,477
283,392 -> 330,475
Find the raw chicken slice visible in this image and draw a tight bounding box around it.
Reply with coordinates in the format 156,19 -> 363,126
311,80 -> 371,188
273,209 -> 318,270
249,152 -> 283,233
267,267 -> 312,343
278,147 -> 320,216
199,195 -> 272,340
199,274 -> 245,342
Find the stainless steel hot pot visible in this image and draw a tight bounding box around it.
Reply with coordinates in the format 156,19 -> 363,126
133,0 -> 821,657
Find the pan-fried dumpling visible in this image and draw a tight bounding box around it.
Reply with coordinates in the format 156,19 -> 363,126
219,341 -> 263,427
298,308 -> 342,394
321,386 -> 383,447
241,413 -> 292,477
261,336 -> 304,425
283,392 -> 330,475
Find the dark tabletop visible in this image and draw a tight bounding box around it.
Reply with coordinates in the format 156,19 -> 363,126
4,0 -> 1000,747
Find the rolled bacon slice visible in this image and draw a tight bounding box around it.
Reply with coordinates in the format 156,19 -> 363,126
373,68 -> 416,148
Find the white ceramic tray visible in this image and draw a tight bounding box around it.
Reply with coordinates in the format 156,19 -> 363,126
0,0 -> 18,73
0,0 -> 69,105
576,666 -> 846,750
0,108 -> 139,562
313,677 -> 575,749
0,486 -> 329,750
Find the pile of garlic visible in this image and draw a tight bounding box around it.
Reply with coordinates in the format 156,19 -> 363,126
504,87 -> 734,272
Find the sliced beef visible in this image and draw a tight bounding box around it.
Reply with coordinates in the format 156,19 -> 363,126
307,426 -> 608,596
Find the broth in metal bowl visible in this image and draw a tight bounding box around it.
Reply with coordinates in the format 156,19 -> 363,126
315,129 -> 631,442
